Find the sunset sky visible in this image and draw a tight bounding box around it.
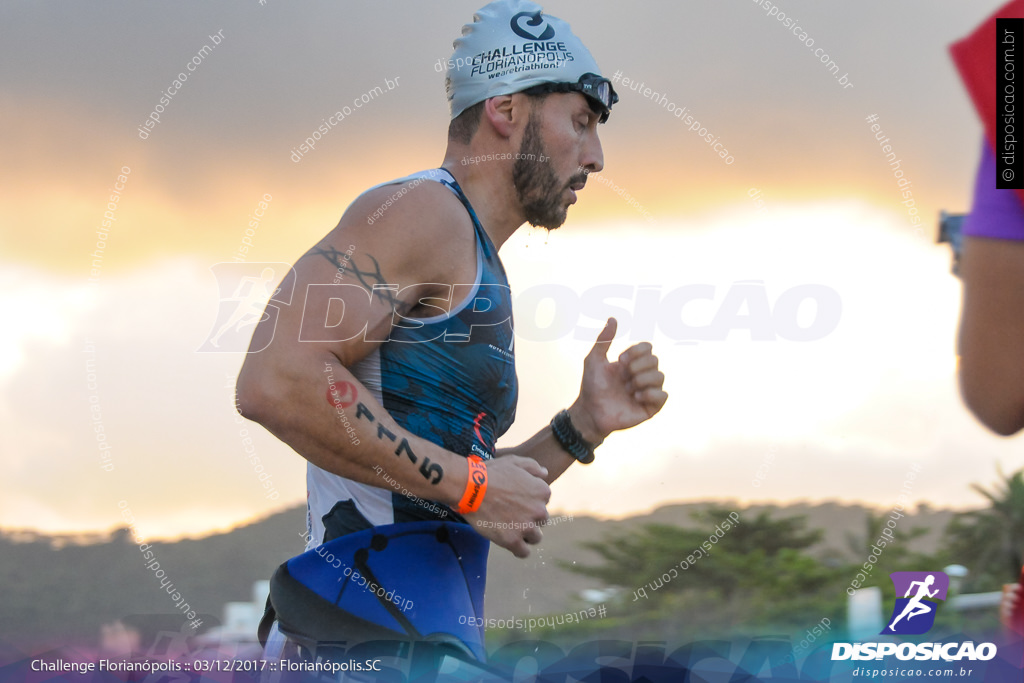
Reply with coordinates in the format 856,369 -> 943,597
3,0 -> 1020,541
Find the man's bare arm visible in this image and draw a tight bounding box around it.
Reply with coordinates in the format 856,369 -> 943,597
958,235 -> 1024,435
495,318 -> 668,484
239,340 -> 551,558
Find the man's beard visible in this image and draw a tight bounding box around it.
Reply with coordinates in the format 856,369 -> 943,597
512,114 -> 587,230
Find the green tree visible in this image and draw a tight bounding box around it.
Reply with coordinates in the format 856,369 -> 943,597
945,466 -> 1024,592
844,510 -> 938,587
560,508 -> 846,641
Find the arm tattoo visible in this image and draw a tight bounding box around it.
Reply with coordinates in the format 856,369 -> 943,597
355,402 -> 444,485
355,403 -> 375,422
349,254 -> 396,307
306,247 -> 400,309
395,438 -> 416,463
418,458 -> 443,485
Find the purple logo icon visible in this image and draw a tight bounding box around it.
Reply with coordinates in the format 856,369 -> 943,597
882,571 -> 949,635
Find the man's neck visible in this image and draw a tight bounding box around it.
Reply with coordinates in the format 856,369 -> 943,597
440,155 -> 525,250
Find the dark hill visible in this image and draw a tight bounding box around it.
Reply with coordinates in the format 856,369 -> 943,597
0,500 -> 956,649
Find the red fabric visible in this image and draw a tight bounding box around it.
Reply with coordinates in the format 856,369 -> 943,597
950,0 -> 1024,205
1013,567 -> 1024,636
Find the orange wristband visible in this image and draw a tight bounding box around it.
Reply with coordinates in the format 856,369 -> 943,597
455,455 -> 488,515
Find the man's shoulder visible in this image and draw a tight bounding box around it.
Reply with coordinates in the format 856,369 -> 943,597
348,172 -> 471,237
315,171 -> 476,285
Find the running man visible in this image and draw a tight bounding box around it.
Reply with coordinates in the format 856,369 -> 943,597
888,574 -> 939,631
209,267 -> 278,348
236,0 -> 667,662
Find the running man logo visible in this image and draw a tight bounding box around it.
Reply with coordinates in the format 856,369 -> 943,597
881,571 -> 949,635
198,263 -> 295,352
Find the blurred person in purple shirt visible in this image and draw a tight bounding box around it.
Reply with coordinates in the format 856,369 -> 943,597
957,140 -> 1024,436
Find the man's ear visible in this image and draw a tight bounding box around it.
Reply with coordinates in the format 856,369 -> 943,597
482,95 -> 517,139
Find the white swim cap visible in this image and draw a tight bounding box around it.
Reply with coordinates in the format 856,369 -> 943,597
445,0 -> 617,122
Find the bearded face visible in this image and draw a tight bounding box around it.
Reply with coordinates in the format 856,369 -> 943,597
512,111 -> 588,230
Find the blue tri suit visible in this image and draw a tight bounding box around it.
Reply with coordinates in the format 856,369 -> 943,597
267,169 -> 518,663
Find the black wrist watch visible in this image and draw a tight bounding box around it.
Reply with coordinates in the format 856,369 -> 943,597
550,409 -> 598,464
